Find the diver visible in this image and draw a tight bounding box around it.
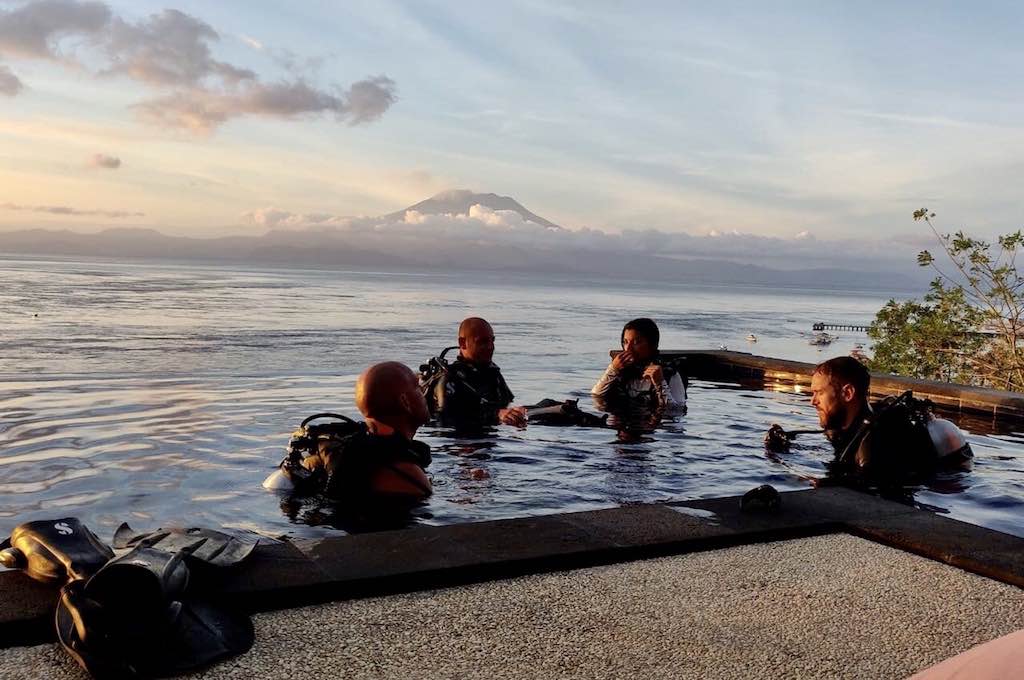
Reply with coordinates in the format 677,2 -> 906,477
264,361 -> 432,502
421,317 -> 528,429
591,318 -> 687,410
808,356 -> 972,485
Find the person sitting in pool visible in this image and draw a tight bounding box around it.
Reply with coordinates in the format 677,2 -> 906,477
811,356 -> 971,485
296,361 -> 433,501
591,318 -> 686,410
427,317 -> 528,428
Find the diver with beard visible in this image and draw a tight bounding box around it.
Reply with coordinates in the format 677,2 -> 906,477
809,356 -> 971,485
591,318 -> 686,410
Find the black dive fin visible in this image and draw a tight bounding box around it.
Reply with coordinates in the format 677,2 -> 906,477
57,545 -> 254,678
525,399 -> 610,428
113,524 -> 261,568
0,518 -> 113,585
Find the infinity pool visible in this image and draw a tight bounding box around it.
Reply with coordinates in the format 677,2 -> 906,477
1,373 -> 1021,541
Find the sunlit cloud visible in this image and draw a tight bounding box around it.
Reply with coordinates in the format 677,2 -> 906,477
133,76 -> 396,133
88,153 -> 120,169
0,1 -> 397,132
102,9 -> 256,86
1,202 -> 143,217
0,0 -> 109,60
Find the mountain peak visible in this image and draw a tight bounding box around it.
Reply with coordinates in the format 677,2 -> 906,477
386,189 -> 563,230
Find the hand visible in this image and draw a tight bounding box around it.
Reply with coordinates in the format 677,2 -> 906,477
642,364 -> 664,384
498,406 -> 528,428
611,351 -> 635,372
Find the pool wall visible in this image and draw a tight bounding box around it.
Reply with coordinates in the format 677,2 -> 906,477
2,487 -> 1022,649
660,349 -> 1024,421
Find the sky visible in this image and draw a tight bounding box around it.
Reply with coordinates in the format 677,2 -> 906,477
1,0 -> 1022,253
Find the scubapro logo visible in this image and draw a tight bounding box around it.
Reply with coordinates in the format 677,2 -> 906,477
54,522 -> 74,536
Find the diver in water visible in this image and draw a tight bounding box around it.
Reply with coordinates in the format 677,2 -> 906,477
265,361 -> 432,503
423,317 -> 528,429
591,318 -> 687,410
810,356 -> 972,485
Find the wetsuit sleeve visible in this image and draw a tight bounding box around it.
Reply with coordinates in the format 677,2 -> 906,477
495,370 -> 515,408
591,365 -> 620,396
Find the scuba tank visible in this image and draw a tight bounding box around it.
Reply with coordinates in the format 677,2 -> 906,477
836,391 -> 972,480
0,518 -> 113,585
419,345 -> 459,414
263,413 -> 365,493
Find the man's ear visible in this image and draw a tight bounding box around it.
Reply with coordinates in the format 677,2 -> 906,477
840,383 -> 857,403
398,392 -> 411,414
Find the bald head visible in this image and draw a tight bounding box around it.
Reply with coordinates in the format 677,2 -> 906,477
355,362 -> 427,434
458,317 -> 495,365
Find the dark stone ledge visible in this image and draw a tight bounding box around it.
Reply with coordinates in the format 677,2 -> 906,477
2,487 -> 1022,649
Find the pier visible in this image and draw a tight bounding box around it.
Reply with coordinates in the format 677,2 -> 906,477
813,322 -> 869,332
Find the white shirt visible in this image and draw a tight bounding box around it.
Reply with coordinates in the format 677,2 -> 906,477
591,365 -> 686,408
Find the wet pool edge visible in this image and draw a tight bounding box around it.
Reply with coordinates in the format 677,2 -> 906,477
2,486 -> 1023,649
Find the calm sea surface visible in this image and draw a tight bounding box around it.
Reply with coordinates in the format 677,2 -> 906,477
0,257 -> 1021,540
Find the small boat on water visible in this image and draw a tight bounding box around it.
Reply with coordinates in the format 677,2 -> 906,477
746,334 -> 757,343
808,331 -> 837,346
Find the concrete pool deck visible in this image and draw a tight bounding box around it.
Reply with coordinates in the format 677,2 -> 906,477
2,487 -> 1023,678
3,534 -> 1024,679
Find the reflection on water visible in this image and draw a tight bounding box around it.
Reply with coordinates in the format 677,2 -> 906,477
3,375 -> 1021,540
0,258 -> 1022,541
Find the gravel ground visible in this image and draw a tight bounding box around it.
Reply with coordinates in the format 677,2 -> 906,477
3,534 -> 1023,680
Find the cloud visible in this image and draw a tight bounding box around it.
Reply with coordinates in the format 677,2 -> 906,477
344,75 -> 397,125
102,9 -> 255,87
239,34 -> 263,51
0,63 -> 22,94
1,202 -> 143,217
134,77 -> 397,133
88,152 -> 120,168
237,200 -> 921,272
0,0 -> 110,60
0,1 -> 397,131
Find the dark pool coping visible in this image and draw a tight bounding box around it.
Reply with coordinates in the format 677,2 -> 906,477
659,349 -> 1024,420
2,486 -> 1023,649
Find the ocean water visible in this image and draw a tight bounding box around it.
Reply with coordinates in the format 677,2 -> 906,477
0,256 -> 1021,540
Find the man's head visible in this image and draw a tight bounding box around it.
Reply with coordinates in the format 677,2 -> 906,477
355,361 -> 429,438
458,317 -> 495,365
621,318 -> 660,363
810,357 -> 871,430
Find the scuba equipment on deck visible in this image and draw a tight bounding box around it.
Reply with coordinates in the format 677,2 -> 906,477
2,518 -> 259,678
740,484 -> 781,512
112,524 -> 261,570
525,399 -> 609,428
0,518 -> 113,585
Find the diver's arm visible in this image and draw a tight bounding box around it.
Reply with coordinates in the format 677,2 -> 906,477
591,365 -> 620,396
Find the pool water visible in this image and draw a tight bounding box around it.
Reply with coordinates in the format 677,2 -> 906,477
0,258 -> 1021,542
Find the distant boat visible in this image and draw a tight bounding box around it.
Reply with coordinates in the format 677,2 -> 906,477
808,331 -> 837,346
746,334 -> 757,342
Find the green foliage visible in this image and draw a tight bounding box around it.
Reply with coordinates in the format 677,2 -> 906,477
868,210 -> 1024,392
868,283 -> 984,383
